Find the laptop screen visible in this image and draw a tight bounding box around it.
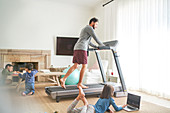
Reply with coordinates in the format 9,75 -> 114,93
127,93 -> 141,109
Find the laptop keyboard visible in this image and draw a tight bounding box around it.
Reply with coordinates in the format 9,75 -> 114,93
127,106 -> 135,109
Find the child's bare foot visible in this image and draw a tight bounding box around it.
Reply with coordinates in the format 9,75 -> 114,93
78,86 -> 85,98
22,92 -> 26,96
77,83 -> 88,89
60,78 -> 66,89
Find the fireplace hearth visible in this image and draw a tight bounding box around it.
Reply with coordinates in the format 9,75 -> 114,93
0,49 -> 51,70
0,49 -> 51,82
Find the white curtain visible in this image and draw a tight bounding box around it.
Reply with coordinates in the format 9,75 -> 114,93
103,0 -> 170,99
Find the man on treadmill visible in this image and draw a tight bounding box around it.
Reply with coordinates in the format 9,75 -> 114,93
60,17 -> 105,89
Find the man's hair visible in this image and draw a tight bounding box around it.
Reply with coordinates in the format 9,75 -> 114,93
89,17 -> 99,24
26,63 -> 33,70
100,84 -> 114,99
5,64 -> 13,69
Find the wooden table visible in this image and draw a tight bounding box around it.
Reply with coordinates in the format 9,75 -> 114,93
13,72 -> 65,92
35,72 -> 65,86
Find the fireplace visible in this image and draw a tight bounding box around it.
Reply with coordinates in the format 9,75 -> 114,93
0,49 -> 51,82
12,62 -> 38,72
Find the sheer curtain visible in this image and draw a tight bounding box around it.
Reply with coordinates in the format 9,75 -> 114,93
103,0 -> 170,99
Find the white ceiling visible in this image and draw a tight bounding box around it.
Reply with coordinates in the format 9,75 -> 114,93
58,0 -> 108,8
72,0 -> 103,7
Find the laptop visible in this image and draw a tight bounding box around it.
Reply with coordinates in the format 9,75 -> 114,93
123,93 -> 141,112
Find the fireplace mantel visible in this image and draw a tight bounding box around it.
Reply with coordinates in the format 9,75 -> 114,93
0,49 -> 51,70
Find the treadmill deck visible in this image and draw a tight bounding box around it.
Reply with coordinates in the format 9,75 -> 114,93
45,84 -> 104,99
45,83 -> 122,101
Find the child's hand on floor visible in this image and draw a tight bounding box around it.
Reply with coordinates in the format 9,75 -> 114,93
122,104 -> 127,108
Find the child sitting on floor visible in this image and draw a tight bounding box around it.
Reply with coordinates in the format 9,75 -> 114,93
19,63 -> 38,96
67,84 -> 127,113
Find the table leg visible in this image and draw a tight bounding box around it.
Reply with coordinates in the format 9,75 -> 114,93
56,76 -> 60,86
16,78 -> 25,92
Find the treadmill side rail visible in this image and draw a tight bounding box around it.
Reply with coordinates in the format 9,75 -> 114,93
112,50 -> 127,92
90,40 -> 127,97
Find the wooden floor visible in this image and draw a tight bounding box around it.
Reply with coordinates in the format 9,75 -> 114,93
0,84 -> 170,113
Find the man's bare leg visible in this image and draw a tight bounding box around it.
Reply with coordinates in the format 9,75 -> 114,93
77,64 -> 88,89
60,63 -> 78,89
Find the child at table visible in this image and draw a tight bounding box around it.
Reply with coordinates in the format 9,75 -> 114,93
19,63 -> 38,96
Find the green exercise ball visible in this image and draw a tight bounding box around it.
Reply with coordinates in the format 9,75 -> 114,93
61,67 -> 80,85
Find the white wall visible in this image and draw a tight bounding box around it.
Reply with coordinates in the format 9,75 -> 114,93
0,0 -> 94,67
87,4 -> 105,68
93,5 -> 105,41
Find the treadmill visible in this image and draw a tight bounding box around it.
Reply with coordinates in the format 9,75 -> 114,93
45,40 -> 127,102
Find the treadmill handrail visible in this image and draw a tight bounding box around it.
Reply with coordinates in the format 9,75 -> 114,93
88,40 -> 127,92
88,40 -> 118,51
88,46 -> 115,51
